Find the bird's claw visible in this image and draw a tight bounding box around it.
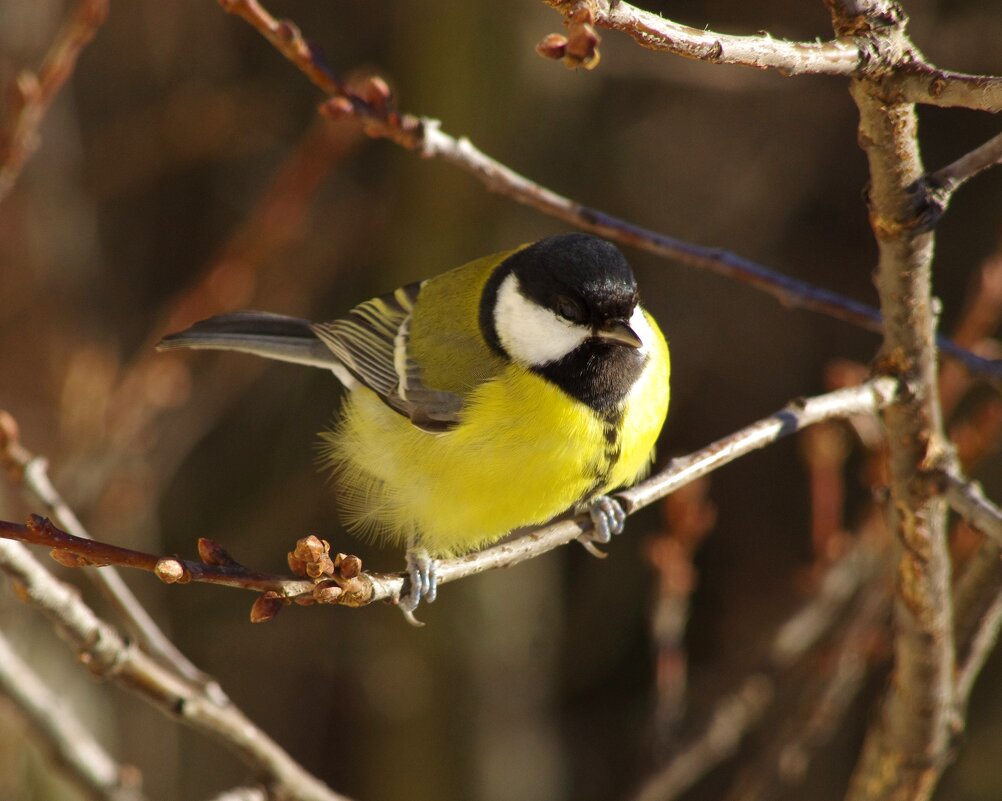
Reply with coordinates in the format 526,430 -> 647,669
577,495 -> 627,556
398,547 -> 438,626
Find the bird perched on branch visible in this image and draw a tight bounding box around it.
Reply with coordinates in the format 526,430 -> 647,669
159,233 -> 670,622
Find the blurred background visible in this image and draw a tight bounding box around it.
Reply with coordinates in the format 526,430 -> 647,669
1,1 -> 1001,800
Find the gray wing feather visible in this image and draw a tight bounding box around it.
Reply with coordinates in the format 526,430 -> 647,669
311,282 -> 463,431
157,312 -> 338,371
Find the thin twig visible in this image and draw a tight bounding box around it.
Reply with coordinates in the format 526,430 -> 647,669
0,0 -> 109,202
0,378 -> 899,612
942,471 -> 1002,546
0,631 -> 146,801
0,516 -> 315,595
616,378 -> 897,514
216,0 -> 1002,380
923,128 -> 1002,209
0,540 -> 352,801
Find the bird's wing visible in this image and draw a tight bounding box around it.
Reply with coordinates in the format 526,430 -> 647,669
311,282 -> 464,432
157,311 -> 340,370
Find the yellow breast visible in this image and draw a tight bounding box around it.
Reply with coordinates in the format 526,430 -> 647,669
322,311 -> 670,556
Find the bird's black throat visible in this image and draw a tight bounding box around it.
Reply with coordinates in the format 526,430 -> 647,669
534,338 -> 646,412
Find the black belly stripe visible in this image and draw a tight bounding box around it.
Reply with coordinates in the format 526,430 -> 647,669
577,407 -> 625,506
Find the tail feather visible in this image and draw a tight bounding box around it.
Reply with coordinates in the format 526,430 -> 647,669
158,311 -> 340,371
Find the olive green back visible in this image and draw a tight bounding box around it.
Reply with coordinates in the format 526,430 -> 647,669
408,248 -> 516,395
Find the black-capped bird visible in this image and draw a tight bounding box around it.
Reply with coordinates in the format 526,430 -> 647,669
159,233 -> 670,622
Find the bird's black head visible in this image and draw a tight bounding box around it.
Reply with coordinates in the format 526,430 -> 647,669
480,233 -> 648,412
505,233 -> 639,327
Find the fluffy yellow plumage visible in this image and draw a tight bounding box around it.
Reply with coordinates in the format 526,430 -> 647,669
323,310 -> 669,555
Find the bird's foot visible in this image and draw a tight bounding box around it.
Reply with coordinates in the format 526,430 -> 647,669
397,547 -> 438,626
577,495 -> 626,558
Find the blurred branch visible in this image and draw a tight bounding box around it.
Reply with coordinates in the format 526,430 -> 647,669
952,537 -> 1002,697
949,479 -> 1002,721
0,540 -> 353,801
0,0 -> 109,202
0,379 -> 899,615
833,2 -> 957,798
725,579 -> 891,801
634,675 -> 774,801
0,411 -> 218,692
939,255 -> 1002,418
0,631 -> 146,801
215,0 -> 1002,380
632,523 -> 889,801
644,478 -> 717,742
208,790 -> 268,801
955,576 -> 1002,713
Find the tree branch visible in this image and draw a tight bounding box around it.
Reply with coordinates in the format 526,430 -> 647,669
835,4 -> 957,798
0,378 -> 899,614
540,0 -> 1002,116
0,0 -> 109,202
0,631 -> 146,801
616,377 -> 897,514
540,0 -> 861,76
895,65 -> 1002,113
0,540 -> 352,801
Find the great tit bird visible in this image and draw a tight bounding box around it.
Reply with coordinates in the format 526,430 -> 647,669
159,233 -> 670,620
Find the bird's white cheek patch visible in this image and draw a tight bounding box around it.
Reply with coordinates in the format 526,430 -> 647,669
494,273 -> 590,367
630,305 -> 653,356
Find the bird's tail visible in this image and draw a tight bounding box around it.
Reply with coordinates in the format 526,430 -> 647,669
158,311 -> 340,371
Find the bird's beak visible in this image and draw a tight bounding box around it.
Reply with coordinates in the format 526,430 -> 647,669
595,318 -> 643,349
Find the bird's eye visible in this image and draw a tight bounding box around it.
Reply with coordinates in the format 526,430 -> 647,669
554,295 -> 584,323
